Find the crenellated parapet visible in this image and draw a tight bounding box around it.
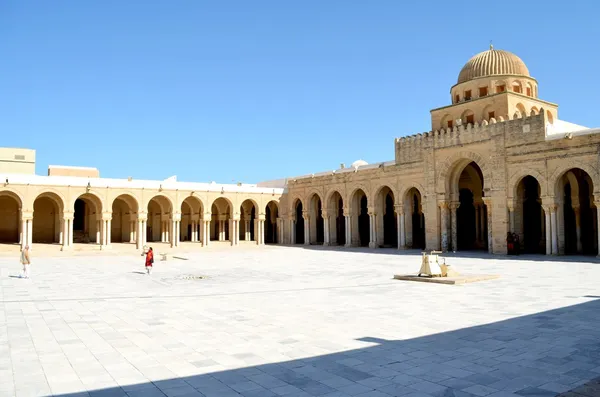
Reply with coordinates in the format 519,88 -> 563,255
396,109 -> 548,163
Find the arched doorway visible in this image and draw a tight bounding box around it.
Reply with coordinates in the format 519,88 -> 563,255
73,193 -> 102,244
265,201 -> 279,244
147,195 -> 173,243
181,196 -> 204,243
375,186 -> 397,248
211,198 -> 231,243
557,169 -> 596,255
240,199 -> 257,243
403,188 -> 425,249
308,194 -> 324,244
294,199 -> 304,244
32,192 -> 64,244
0,191 -> 21,244
515,176 -> 543,253
111,194 -> 138,244
455,162 -> 486,251
351,189 -> 369,247
327,191 -> 344,246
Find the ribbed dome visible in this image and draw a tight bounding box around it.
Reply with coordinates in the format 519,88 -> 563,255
457,47 -> 530,84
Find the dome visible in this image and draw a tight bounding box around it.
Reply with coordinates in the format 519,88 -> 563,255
351,159 -> 368,168
457,46 -> 530,84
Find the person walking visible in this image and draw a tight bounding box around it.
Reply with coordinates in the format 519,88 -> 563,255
20,245 -> 31,278
145,247 -> 154,275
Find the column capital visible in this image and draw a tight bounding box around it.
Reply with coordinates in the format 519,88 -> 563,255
257,213 -> 266,221
21,211 -> 34,220
542,204 -> 557,213
343,207 -> 352,217
102,212 -> 113,221
62,211 -> 75,221
137,212 -> 148,222
321,209 -> 329,218
572,205 -> 581,213
482,197 -> 492,206
438,200 -> 448,209
394,204 -> 404,214
449,201 -> 460,210
507,202 -> 515,211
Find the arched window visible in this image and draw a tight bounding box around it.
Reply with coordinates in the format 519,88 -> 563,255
461,109 -> 475,126
512,81 -> 522,94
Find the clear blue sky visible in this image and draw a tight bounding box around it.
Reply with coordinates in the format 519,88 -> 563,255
1,1 -> 597,183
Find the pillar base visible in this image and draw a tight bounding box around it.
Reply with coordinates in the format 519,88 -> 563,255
60,245 -> 72,251
344,243 -> 354,248
100,245 -> 112,250
323,242 -> 330,246
368,242 -> 378,249
397,246 -> 406,250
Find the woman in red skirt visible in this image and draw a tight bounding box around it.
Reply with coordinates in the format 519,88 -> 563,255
145,247 -> 154,274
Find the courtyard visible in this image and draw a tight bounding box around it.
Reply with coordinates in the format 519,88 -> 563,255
0,246 -> 599,397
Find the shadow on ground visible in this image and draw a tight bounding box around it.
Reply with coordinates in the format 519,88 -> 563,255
53,298 -> 600,397
291,244 -> 600,264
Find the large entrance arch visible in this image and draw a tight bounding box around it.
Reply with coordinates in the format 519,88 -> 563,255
451,161 -> 487,251
307,193 -> 324,244
350,189 -> 369,247
326,191 -> 344,246
111,194 -> 138,244
210,197 -> 232,243
32,192 -> 64,245
73,193 -> 102,244
375,186 -> 397,248
556,168 -> 597,255
265,201 -> 279,244
147,195 -> 173,243
294,199 -> 304,244
181,196 -> 204,243
0,191 -> 21,245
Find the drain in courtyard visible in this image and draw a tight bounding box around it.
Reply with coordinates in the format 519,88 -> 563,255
175,275 -> 209,281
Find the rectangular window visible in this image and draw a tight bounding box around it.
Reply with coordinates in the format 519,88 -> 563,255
447,120 -> 453,128
496,85 -> 505,93
14,155 -> 25,160
464,90 -> 472,100
513,86 -> 521,93
466,115 -> 474,124
526,87 -> 532,96
479,87 -> 488,97
488,111 -> 495,119
455,94 -> 459,103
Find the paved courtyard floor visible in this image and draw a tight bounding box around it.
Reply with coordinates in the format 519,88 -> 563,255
1,246 -> 599,397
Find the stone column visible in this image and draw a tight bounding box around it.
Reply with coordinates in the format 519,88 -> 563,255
573,206 -> 582,253
204,220 -> 211,246
96,219 -> 101,244
482,198 -> 493,254
303,211 -> 310,245
474,204 -> 481,243
449,202 -> 460,251
595,202 -> 600,257
507,203 -> 515,234
395,205 -> 405,250
20,218 -> 27,251
550,205 -> 558,255
439,201 -> 449,252
59,212 -> 73,251
368,210 -> 377,248
129,220 -> 135,243
171,215 -> 180,248
258,217 -> 265,245
343,208 -> 352,247
543,206 -> 551,255
289,218 -> 296,244
322,210 -> 330,246
244,214 -> 251,241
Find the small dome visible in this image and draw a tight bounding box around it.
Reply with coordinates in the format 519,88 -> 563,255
351,159 -> 368,168
457,46 -> 530,84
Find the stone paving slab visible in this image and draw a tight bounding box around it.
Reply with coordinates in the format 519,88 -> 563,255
393,274 -> 500,284
0,246 -> 599,397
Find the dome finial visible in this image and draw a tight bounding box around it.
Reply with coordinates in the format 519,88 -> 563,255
489,40 -> 493,50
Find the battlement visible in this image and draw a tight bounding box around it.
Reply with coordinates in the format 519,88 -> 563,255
395,108 -> 548,163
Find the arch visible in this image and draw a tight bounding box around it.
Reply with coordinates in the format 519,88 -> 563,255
210,197 -> 233,243
33,190 -> 66,213
509,169 -> 548,199
436,151 -> 492,196
526,82 -> 533,97
374,185 -> 397,248
554,168 -> 596,255
440,114 -> 452,129
304,190 -> 324,210
550,162 -> 599,197
111,194 -> 139,244
515,103 -> 527,117
460,109 -> 475,125
180,196 -> 205,243
147,194 -> 174,243
349,188 -> 369,247
530,106 -> 539,115
72,192 -> 104,244
0,190 -> 22,244
481,105 -> 494,121
325,190 -> 345,246
514,176 -> 543,254
0,189 -> 24,208
325,188 -> 345,208
240,198 -> 258,243
546,110 -> 554,124
294,198 -> 304,244
265,200 -> 279,244
306,192 -> 325,244
511,80 -> 523,94
346,184 -> 370,206
402,187 -> 425,249
32,192 -> 64,244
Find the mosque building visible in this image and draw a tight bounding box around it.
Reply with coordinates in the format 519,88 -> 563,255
1,46 -> 599,255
